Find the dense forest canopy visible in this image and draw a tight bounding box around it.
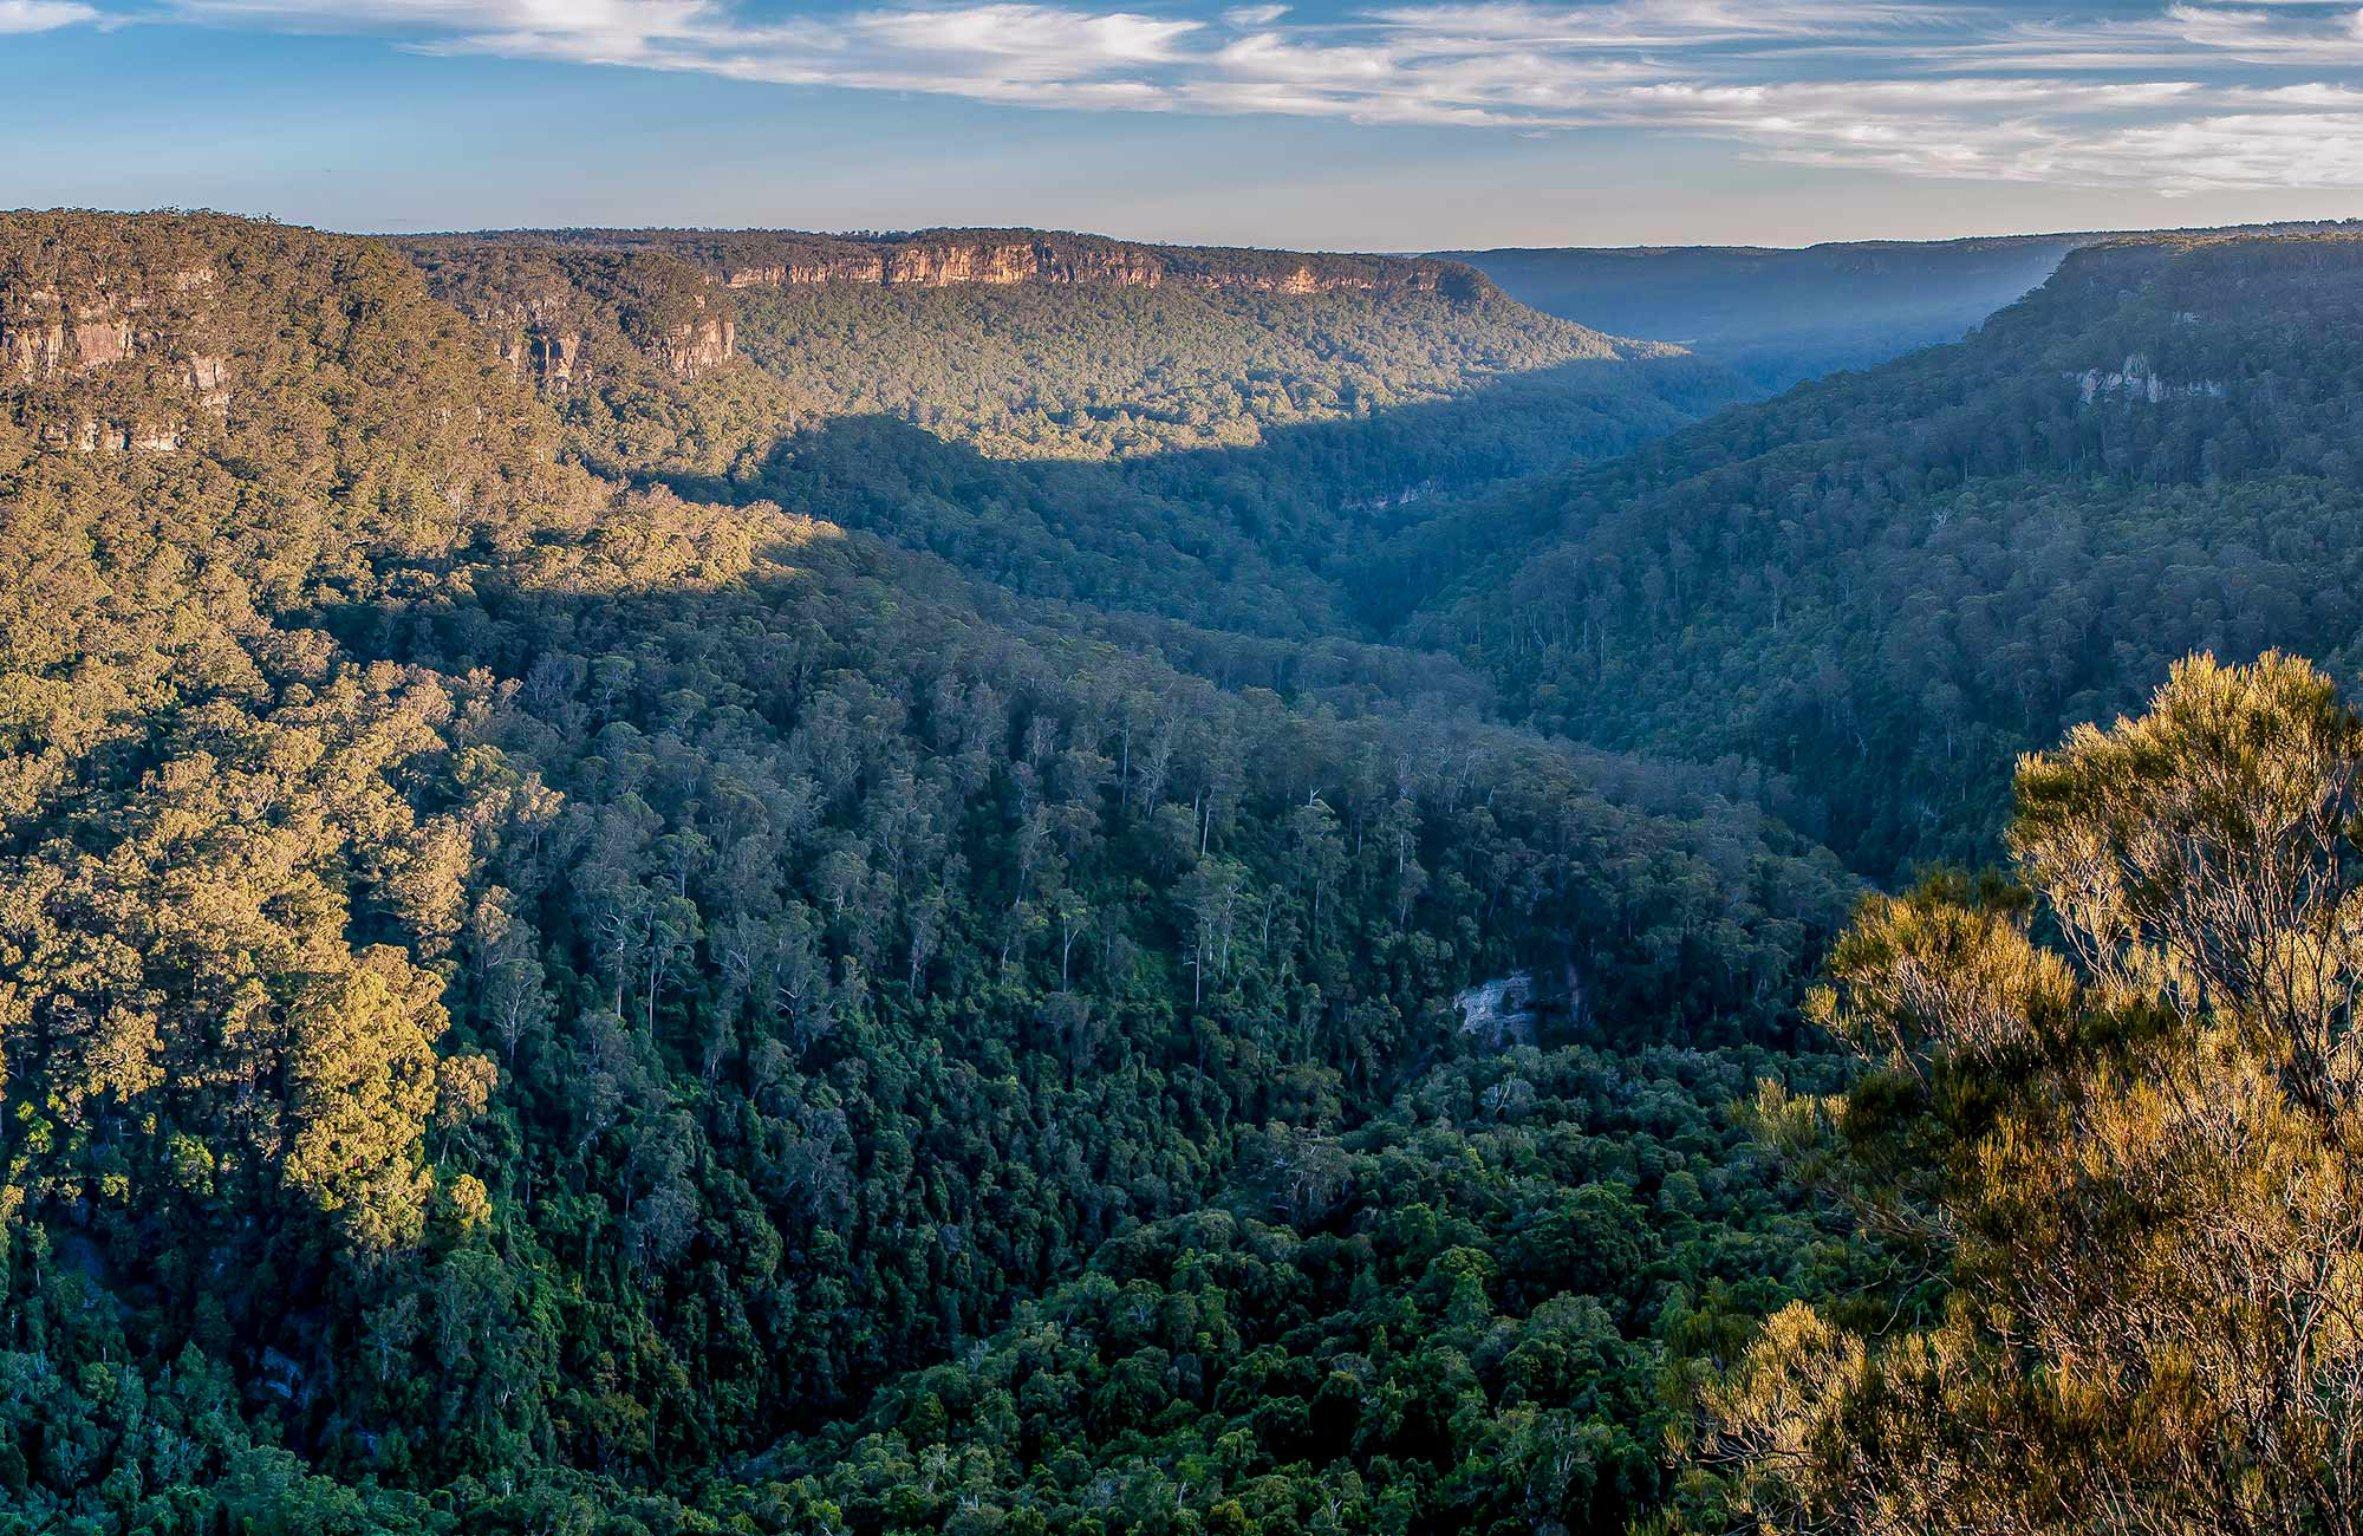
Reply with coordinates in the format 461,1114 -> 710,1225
0,211 -> 1860,1532
8,205 -> 2363,1534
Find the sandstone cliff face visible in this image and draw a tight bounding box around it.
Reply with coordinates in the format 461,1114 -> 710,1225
1,230 -> 236,454
732,239 -> 1480,298
860,237 -> 1165,290
506,228 -> 1496,302
2,211 -> 602,523
487,300 -> 592,394
652,292 -> 733,377
451,284 -> 585,393
401,242 -> 739,397
526,323 -> 583,391
0,269 -> 214,382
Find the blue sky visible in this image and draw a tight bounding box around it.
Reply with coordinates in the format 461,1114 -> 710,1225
8,0 -> 2363,248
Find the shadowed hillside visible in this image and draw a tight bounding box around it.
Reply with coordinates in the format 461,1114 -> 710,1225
396,228 -> 1749,642
1413,231 -> 2363,874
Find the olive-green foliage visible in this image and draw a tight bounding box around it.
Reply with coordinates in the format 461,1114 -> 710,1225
728,280 -> 1679,461
1694,654 -> 2363,1535
399,238 -> 817,482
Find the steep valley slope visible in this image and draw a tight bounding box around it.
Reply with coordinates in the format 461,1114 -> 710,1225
1408,231 -> 2363,877
405,227 -> 1749,641
26,206 -> 2363,1536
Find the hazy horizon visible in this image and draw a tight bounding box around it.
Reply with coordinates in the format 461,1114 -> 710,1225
12,205 -> 2358,257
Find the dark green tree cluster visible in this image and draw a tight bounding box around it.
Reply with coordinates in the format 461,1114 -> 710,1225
326,492 -> 1848,1492
735,1040 -> 1862,1536
708,362 -> 1725,645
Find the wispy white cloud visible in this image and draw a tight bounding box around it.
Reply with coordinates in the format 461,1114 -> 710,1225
1362,0 -> 1961,50
106,0 -> 2363,191
0,0 -> 100,31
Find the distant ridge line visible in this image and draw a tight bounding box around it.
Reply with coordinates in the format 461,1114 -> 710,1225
440,226 -> 1504,301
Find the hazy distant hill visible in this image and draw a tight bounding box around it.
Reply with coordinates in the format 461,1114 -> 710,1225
1446,235 -> 2091,388
1449,222 -> 2363,390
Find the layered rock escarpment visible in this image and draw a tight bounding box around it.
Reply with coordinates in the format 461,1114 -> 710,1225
6,215 -> 1602,477
402,241 -> 739,396
0,215 -> 245,454
474,228 -> 1501,303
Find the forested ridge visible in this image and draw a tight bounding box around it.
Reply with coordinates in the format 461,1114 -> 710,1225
1413,231 -> 2363,877
398,229 -> 1741,642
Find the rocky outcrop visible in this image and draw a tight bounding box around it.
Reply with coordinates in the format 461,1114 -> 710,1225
1,230 -> 237,455
2071,352 -> 2228,406
402,242 -> 739,395
1,303 -> 66,379
1,266 -> 217,384
652,293 -> 733,377
473,293 -> 587,393
1453,963 -> 1586,1049
870,236 -> 1164,290
723,257 -> 879,289
187,353 -> 231,407
522,324 -> 583,391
